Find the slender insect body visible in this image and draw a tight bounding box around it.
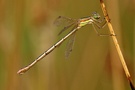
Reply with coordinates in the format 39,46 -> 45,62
17,12 -> 107,75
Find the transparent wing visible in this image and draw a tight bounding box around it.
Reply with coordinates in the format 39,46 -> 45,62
54,16 -> 76,26
65,30 -> 76,59
58,22 -> 75,35
54,16 -> 77,35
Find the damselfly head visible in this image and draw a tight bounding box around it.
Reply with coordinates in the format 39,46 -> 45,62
92,12 -> 100,19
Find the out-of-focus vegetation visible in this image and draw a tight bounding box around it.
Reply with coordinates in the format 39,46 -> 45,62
0,0 -> 135,90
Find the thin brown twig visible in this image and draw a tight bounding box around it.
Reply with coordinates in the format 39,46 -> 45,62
99,0 -> 135,90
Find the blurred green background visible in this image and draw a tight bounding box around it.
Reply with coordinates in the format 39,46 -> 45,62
0,0 -> 135,90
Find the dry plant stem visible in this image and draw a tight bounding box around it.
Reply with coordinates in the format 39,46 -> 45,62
100,0 -> 130,78
100,0 -> 135,89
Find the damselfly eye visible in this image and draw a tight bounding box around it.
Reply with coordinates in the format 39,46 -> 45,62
92,12 -> 100,19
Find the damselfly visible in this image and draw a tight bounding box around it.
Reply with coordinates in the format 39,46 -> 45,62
17,12 -> 108,75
